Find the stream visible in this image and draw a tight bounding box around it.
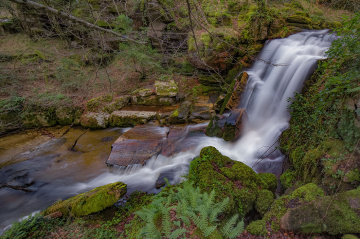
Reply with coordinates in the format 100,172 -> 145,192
0,30 -> 335,234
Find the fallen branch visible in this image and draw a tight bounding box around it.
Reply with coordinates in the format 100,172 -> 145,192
70,129 -> 88,151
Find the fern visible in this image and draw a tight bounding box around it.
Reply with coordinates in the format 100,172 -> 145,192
135,180 -> 244,239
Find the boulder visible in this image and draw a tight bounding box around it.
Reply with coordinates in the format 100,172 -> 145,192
80,112 -> 109,129
43,182 -> 127,217
189,96 -> 216,122
167,101 -> 192,124
189,146 -> 277,214
205,108 -> 248,141
21,110 -> 58,128
109,110 -> 157,127
55,107 -> 75,125
86,95 -> 130,114
281,188 -> 360,235
155,80 -> 179,97
106,125 -> 169,167
131,95 -> 176,106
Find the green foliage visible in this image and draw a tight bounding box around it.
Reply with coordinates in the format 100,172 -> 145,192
114,14 -> 133,34
135,180 -> 244,239
1,214 -> 65,239
117,43 -> 164,80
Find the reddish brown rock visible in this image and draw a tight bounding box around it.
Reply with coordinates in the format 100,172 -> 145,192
106,125 -> 169,167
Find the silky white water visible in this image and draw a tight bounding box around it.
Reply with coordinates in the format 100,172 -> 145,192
74,30 -> 335,194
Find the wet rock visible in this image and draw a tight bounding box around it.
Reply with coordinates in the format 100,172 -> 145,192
155,80 -> 179,97
109,110 -> 157,127
106,125 -> 169,167
80,112 -> 109,129
43,182 -> 127,217
224,72 -> 248,111
206,108 -> 248,141
161,124 -> 207,157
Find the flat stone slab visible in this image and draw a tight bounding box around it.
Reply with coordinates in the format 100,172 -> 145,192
109,110 -> 157,127
106,125 -> 169,167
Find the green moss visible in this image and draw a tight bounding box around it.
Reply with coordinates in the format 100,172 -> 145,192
246,220 -> 268,236
259,173 -> 278,192
280,169 -> 296,190
255,190 -> 274,216
86,94 -> 113,112
189,146 -> 268,215
43,182 -> 127,217
34,50 -> 46,60
291,183 -> 325,201
170,109 -> 179,117
342,235 -> 359,239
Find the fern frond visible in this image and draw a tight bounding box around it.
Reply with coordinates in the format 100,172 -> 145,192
221,214 -> 239,236
203,225 -> 217,237
228,220 -> 244,239
169,228 -> 186,239
161,206 -> 171,236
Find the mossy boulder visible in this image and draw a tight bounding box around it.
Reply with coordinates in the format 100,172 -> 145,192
80,112 -> 109,129
259,173 -> 278,193
155,80 -> 179,97
342,235 -> 359,239
131,95 -> 176,106
102,96 -> 130,113
188,146 -> 276,215
43,182 -> 127,217
280,169 -> 297,190
247,183 -> 325,235
21,109 -> 58,128
255,190 -> 274,216
281,188 -> 360,235
55,107 -> 75,125
86,94 -> 113,112
246,219 -> 268,236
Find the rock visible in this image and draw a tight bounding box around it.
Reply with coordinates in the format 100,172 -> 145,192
224,71 -> 248,111
188,146 -> 275,214
247,183 -> 326,235
80,112 -> 109,129
131,95 -> 176,106
102,96 -> 130,113
259,173 -> 278,193
167,101 -> 192,124
280,188 -> 360,235
106,125 -> 169,167
155,80 -> 179,97
109,110 -> 157,127
86,95 -> 130,114
22,110 -> 58,128
161,124 -> 207,157
189,96 -> 216,122
55,107 -> 75,125
86,94 -> 113,112
205,108 -> 248,141
43,182 -> 127,217
255,190 -> 274,216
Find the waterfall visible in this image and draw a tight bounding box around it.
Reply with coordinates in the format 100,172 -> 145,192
75,30 -> 335,193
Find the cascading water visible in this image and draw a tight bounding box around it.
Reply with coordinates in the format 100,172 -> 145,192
77,30 -> 336,192
0,30 -> 336,234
